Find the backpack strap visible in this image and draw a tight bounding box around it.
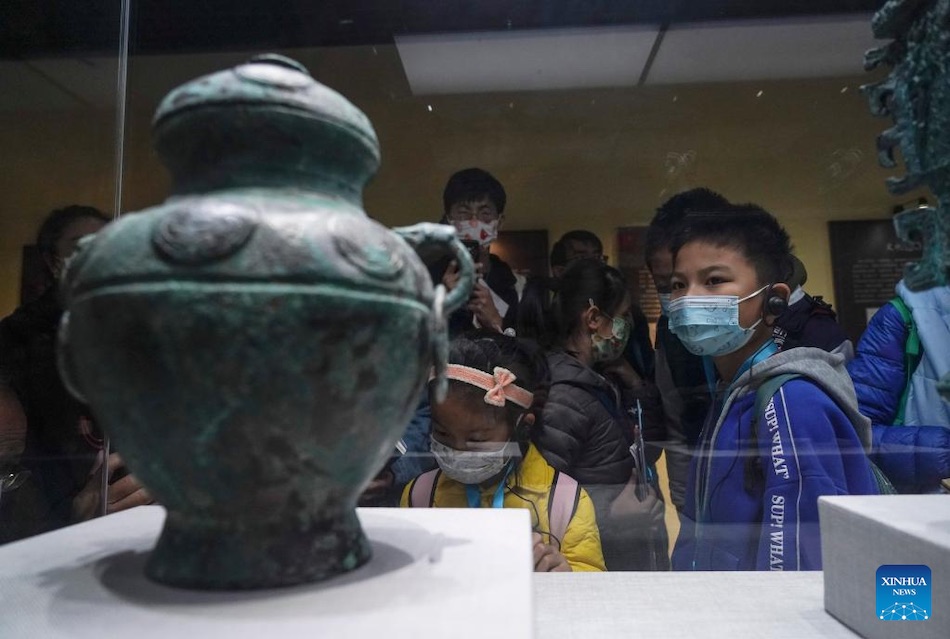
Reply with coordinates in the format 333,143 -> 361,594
408,469 -> 441,507
547,469 -> 580,545
744,374 -> 801,492
752,373 -> 897,495
753,374 -> 801,432
888,297 -> 922,426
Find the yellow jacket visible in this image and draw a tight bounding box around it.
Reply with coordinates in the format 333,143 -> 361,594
400,444 -> 605,572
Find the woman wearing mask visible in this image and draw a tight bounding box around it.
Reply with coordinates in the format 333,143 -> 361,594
534,258 -> 669,571
401,331 -> 605,572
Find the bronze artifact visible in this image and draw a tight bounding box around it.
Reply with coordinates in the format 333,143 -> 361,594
56,54 -> 475,589
864,0 -> 950,399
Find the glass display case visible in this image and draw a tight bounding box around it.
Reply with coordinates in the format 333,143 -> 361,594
1,0 -> 945,606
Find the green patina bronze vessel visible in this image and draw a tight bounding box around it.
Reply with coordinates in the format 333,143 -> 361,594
56,55 -> 474,589
864,0 -> 950,293
863,0 -> 950,399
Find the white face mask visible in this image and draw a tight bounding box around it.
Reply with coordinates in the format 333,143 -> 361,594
452,219 -> 499,247
429,436 -> 519,484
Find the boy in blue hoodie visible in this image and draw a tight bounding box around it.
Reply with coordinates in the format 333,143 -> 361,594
669,204 -> 878,571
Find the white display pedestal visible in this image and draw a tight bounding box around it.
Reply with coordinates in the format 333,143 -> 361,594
534,571 -> 860,638
820,495 -> 950,639
0,506 -> 534,638
3,504 -> 885,638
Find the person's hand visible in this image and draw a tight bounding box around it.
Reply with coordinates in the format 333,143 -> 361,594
442,259 -> 485,293
467,282 -> 504,333
532,531 -> 571,572
359,469 -> 394,506
608,470 -> 665,522
72,452 -> 153,522
441,260 -> 462,292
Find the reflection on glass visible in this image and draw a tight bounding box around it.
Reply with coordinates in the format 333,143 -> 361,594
0,1 -> 126,544
3,3 -> 940,580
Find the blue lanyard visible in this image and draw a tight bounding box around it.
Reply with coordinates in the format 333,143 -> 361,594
465,462 -> 514,509
701,340 -> 778,398
732,340 -> 778,387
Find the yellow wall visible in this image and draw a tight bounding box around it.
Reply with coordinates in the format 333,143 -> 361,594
0,109 -> 119,315
0,49 -> 927,318
0,51 -> 927,554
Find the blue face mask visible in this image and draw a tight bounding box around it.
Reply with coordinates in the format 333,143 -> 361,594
667,285 -> 768,357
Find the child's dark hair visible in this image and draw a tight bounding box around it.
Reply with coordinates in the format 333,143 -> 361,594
670,203 -> 794,285
519,258 -> 627,349
442,168 -> 506,216
550,229 -> 603,270
553,259 -> 627,344
36,205 -> 109,261
434,330 -> 549,450
645,188 -> 730,267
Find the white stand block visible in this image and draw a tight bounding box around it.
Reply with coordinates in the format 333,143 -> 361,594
536,571 -> 859,638
820,495 -> 950,639
0,505 -> 533,639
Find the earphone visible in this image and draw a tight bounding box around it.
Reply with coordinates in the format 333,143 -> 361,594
763,284 -> 789,317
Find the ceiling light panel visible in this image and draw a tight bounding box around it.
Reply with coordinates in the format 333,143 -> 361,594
396,26 -> 659,95
646,14 -> 881,85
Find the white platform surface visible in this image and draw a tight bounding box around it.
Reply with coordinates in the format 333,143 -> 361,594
821,495 -> 950,639
0,505 -> 867,638
534,571 -> 860,638
0,506 -> 534,638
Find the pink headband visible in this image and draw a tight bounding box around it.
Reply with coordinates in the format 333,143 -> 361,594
432,365 -> 534,409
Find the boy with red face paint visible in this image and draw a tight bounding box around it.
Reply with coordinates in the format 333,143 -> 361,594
363,169 -> 519,506
668,204 -> 878,571
436,168 -> 520,337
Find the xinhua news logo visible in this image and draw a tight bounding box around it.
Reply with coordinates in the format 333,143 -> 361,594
877,565 -> 931,621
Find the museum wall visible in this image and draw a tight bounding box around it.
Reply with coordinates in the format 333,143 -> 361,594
0,46 -> 924,318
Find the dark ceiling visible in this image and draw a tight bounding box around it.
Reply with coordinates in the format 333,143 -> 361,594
1,0 -> 886,58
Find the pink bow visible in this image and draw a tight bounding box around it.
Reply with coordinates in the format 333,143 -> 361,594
484,367 -> 517,407
439,364 -> 534,409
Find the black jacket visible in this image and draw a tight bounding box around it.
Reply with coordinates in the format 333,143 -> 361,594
538,350 -> 634,495
538,350 -> 669,570
773,293 -> 850,353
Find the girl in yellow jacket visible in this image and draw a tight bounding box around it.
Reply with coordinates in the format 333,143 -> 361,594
401,331 -> 605,572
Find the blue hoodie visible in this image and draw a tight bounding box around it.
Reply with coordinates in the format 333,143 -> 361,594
672,347 -> 879,571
